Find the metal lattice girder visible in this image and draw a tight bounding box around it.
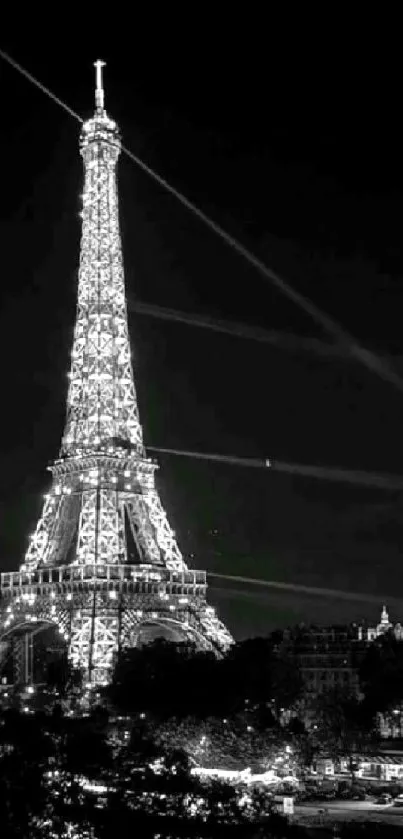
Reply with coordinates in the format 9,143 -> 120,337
0,63 -> 233,685
21,459 -> 188,573
62,109 -> 143,457
125,488 -> 186,571
0,575 -> 233,684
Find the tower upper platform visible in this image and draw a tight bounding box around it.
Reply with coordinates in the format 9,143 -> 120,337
80,111 -> 120,154
80,62 -> 120,154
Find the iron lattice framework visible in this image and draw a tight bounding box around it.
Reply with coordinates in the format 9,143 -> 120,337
0,62 -> 233,685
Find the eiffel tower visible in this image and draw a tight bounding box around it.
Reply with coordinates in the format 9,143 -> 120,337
0,61 -> 233,686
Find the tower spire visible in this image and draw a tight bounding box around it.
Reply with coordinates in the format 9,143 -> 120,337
94,59 -> 106,112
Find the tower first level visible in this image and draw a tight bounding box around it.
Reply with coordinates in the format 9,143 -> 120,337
0,453 -> 232,684
0,563 -> 228,685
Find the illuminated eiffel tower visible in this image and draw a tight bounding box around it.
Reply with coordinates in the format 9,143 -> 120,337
0,61 -> 233,686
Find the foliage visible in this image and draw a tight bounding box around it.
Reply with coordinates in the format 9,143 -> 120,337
359,631 -> 403,715
106,639 -> 219,718
311,687 -> 377,772
5,633 -> 395,837
338,824 -> 403,838
96,731 -> 290,839
223,637 -> 303,719
286,716 -> 318,770
106,637 -> 302,721
0,707 -> 111,837
45,650 -> 83,698
154,714 -> 294,774
0,709 -> 52,838
0,707 -> 296,839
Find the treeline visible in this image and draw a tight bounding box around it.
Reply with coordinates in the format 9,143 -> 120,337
102,630 -> 403,774
107,629 -> 403,723
0,705 -> 301,839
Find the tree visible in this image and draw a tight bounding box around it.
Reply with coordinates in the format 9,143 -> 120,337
287,717 -> 318,772
0,708 -> 110,838
155,715 -> 291,775
106,639 -> 219,719
96,728 -> 287,839
0,705 -> 308,838
0,709 -> 52,838
312,688 -> 377,778
45,651 -> 83,699
360,631 -> 403,717
222,637 -> 303,720
107,637 -> 302,724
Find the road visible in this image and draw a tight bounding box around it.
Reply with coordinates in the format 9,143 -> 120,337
294,799 -> 403,827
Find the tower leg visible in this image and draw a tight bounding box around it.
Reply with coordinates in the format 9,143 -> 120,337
13,634 -> 34,686
27,634 -> 34,685
13,637 -> 24,685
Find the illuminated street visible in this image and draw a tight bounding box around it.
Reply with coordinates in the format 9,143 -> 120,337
295,798 -> 403,828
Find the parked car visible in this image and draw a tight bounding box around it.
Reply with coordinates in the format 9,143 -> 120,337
350,790 -> 367,801
376,793 -> 393,805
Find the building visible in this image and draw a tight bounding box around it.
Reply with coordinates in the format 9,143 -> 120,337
281,606 -> 402,700
0,61 -> 232,687
358,605 -> 403,643
282,623 -> 363,697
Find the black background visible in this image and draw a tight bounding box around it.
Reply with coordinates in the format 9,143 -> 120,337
1,28 -> 403,636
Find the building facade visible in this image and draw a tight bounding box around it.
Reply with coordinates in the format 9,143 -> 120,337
281,606 -> 401,700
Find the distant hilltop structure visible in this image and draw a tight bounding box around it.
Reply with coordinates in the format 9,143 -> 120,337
358,604 -> 403,642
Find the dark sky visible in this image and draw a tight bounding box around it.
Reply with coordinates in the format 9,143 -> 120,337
1,37 -> 403,636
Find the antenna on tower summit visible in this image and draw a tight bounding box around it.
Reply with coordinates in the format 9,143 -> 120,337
94,59 -> 106,111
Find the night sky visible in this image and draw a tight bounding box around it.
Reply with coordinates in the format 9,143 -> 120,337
1,37 -> 403,637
